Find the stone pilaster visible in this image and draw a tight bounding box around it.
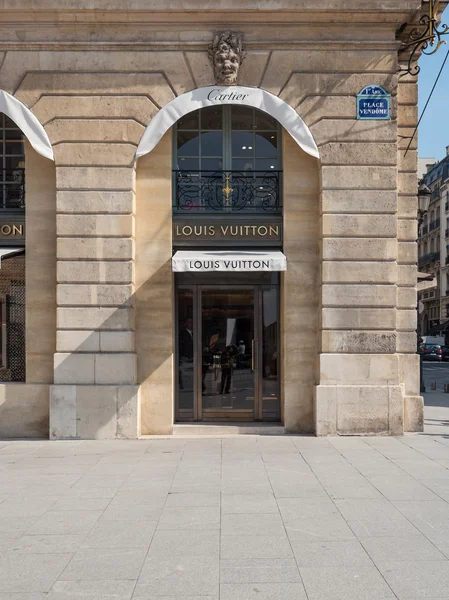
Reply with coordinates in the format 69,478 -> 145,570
282,132 -> 320,433
135,132 -> 174,435
310,66 -> 405,435
397,65 -> 422,432
50,139 -> 139,439
25,142 -> 57,385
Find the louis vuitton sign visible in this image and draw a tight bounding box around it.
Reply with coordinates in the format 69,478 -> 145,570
173,219 -> 282,246
0,217 -> 25,245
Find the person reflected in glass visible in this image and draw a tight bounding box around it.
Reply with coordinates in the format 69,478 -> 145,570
179,317 -> 193,360
203,321 -> 222,394
220,344 -> 238,395
202,345 -> 213,393
179,317 -> 193,390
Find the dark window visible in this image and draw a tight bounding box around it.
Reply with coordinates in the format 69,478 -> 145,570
175,105 -> 280,172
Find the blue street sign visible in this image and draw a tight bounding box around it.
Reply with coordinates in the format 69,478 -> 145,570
357,85 -> 391,120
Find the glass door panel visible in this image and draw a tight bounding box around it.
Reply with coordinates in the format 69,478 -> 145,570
175,278 -> 281,423
201,289 -> 255,420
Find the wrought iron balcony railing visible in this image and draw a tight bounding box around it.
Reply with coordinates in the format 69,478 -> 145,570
173,170 -> 282,213
0,169 -> 25,210
418,251 -> 440,267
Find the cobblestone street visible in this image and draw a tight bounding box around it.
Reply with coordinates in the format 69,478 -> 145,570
1,409 -> 449,599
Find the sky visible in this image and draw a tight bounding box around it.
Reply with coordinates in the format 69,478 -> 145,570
417,6 -> 449,160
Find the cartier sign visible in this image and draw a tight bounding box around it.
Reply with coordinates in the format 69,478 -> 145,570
173,220 -> 282,245
207,89 -> 251,102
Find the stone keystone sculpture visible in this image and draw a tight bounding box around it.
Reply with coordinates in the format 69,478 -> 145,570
209,31 -> 246,85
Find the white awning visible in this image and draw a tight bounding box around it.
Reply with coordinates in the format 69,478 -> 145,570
172,250 -> 287,272
0,91 -> 54,161
0,248 -> 24,265
136,85 -> 319,160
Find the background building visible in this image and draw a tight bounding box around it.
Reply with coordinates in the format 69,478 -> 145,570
418,157 -> 436,179
418,148 -> 449,339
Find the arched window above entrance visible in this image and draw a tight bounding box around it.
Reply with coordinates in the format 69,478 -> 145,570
0,113 -> 25,211
173,105 -> 281,213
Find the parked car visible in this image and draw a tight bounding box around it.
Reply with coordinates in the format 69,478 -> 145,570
421,344 -> 443,361
442,346 -> 449,361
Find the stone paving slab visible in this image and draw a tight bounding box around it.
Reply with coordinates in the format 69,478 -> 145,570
47,580 -> 135,600
0,427 -> 449,598
220,558 -> 301,583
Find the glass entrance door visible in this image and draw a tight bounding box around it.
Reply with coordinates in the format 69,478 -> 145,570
201,288 -> 255,420
175,277 -> 280,422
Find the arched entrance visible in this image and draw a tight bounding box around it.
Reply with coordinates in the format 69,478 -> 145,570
135,89 -> 321,432
173,104 -> 282,422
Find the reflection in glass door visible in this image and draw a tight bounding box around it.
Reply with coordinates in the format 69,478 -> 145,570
175,280 -> 280,422
201,289 -> 255,420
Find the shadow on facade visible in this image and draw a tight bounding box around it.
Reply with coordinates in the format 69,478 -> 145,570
51,258 -> 173,439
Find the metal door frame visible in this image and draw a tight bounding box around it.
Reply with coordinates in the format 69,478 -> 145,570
175,284 -> 199,422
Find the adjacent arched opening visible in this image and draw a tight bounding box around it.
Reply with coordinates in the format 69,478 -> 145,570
0,112 -> 26,381
136,87 -> 320,433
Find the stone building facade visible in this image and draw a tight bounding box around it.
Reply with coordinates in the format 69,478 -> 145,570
0,1 -> 428,438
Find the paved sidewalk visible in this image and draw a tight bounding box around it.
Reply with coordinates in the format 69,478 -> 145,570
1,429 -> 449,599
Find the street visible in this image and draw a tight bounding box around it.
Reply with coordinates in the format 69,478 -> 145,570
423,361 -> 449,392
422,362 -> 449,435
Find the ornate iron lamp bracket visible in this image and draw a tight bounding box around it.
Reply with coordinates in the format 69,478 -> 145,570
399,0 -> 449,76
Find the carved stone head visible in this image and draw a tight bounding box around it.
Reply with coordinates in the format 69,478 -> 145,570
209,31 -> 246,85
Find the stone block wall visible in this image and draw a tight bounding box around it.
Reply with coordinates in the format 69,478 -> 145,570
397,65 -> 422,432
